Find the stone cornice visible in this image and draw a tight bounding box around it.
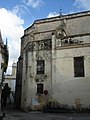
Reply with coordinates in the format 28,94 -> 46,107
56,43 -> 90,50
25,11 -> 90,32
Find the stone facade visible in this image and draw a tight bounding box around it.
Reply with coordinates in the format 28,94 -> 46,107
16,11 -> 90,110
0,31 -> 9,108
15,56 -> 23,109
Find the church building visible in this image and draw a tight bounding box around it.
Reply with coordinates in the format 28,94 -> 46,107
16,11 -> 90,111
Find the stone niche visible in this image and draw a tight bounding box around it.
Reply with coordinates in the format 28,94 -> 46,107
27,39 -> 52,52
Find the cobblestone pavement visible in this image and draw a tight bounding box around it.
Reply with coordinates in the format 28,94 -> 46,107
0,110 -> 90,120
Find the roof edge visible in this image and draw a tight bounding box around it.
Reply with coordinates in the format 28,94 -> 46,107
25,10 -> 90,31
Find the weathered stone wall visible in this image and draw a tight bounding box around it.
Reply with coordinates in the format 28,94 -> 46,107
52,46 -> 90,106
21,11 -> 90,110
21,49 -> 52,109
21,12 -> 90,52
35,14 -> 90,41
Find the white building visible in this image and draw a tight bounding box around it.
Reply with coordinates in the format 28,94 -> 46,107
4,61 -> 17,105
16,11 -> 90,111
4,61 -> 17,92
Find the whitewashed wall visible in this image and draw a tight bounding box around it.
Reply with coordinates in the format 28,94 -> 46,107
52,45 -> 90,107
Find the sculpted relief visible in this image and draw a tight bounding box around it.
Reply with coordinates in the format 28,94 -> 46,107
56,19 -> 67,39
27,39 -> 52,52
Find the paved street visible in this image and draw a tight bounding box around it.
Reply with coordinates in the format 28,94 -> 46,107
0,110 -> 90,120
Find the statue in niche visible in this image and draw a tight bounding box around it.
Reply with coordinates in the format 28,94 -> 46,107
44,39 -> 52,50
38,41 -> 44,50
33,42 -> 38,51
28,42 -> 33,51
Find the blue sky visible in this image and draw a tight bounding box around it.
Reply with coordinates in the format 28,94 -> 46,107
0,0 -> 90,28
0,0 -> 90,74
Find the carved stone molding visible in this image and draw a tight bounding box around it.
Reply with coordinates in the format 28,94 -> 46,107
27,39 -> 52,52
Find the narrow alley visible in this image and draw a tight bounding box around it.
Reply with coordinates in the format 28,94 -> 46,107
0,110 -> 90,120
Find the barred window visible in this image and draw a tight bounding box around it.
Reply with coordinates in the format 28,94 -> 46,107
37,60 -> 44,74
37,84 -> 43,94
74,56 -> 85,77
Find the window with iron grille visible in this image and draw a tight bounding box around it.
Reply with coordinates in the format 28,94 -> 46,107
37,60 -> 44,74
74,56 -> 85,77
37,84 -> 43,94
